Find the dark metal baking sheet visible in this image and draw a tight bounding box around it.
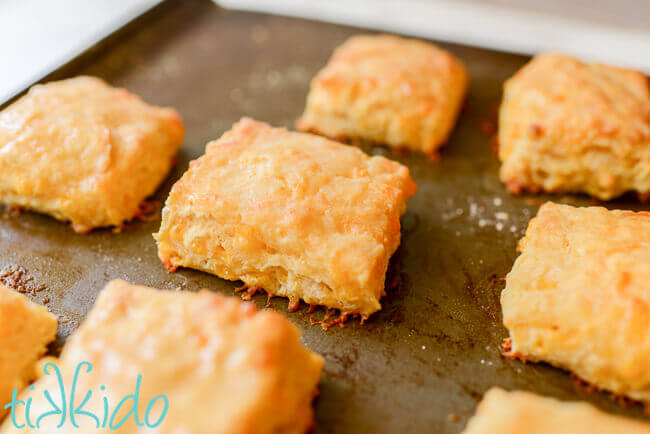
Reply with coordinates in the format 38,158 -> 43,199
1,0 -> 648,432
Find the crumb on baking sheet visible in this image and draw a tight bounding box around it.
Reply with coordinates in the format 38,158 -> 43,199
0,265 -> 48,299
133,199 -> 162,222
440,195 -> 530,237
234,283 -> 367,330
3,205 -> 24,217
114,199 -> 162,233
500,337 -> 528,363
570,373 -> 650,414
309,310 -> 354,331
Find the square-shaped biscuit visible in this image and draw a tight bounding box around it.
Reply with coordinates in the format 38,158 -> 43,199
462,388 -> 650,434
498,53 -> 650,200
155,118 -> 417,317
0,280 -> 323,433
0,284 -> 57,419
502,202 -> 650,402
0,76 -> 184,233
296,34 -> 468,155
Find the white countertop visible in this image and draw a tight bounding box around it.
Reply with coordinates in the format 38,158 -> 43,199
0,0 -> 161,104
218,0 -> 650,72
1,0 -> 648,105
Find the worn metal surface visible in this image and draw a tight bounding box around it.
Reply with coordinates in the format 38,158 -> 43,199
1,0 -> 648,432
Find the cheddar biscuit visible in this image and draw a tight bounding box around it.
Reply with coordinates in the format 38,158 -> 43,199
0,284 -> 57,419
498,53 -> 650,200
155,118 -> 416,317
0,280 -> 323,433
0,76 -> 184,232
297,34 -> 468,155
502,202 -> 650,402
462,388 -> 650,434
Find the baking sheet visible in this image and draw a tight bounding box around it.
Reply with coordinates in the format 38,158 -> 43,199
1,0 -> 648,432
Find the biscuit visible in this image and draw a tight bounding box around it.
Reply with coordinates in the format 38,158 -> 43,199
498,53 -> 650,200
297,34 -> 468,155
0,284 -> 57,419
155,118 -> 416,317
0,76 -> 184,232
502,202 -> 650,402
0,280 -> 323,433
462,388 -> 650,434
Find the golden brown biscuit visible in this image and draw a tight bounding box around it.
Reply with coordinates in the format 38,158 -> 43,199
297,34 -> 468,155
0,76 -> 184,233
502,202 -> 650,403
462,388 -> 650,434
155,118 -> 416,317
0,284 -> 57,420
498,53 -> 650,200
0,280 -> 323,433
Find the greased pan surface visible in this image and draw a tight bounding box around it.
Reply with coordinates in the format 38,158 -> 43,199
1,0 -> 648,432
